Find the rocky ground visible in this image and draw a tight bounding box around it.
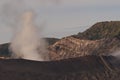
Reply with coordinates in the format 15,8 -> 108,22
0,55 -> 120,80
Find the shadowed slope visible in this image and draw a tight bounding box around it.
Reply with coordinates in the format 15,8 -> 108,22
0,56 -> 120,80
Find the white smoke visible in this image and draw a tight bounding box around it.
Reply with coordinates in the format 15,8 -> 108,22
0,0 -> 61,61
111,50 -> 120,57
10,11 -> 49,61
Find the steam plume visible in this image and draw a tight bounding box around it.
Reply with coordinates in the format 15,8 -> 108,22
111,50 -> 120,57
10,11 -> 49,61
0,0 -> 60,61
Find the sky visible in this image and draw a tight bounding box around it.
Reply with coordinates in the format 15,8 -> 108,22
0,0 -> 120,43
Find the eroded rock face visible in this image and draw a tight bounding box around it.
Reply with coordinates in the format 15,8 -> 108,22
0,36 -> 120,61
49,37 -> 120,60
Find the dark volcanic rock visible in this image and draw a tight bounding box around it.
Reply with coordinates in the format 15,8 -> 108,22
0,43 -> 11,57
0,56 -> 120,80
45,38 -> 60,45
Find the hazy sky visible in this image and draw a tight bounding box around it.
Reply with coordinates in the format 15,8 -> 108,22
0,0 -> 120,43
